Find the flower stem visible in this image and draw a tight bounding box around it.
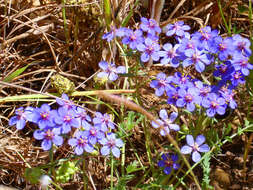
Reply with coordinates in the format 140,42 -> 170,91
110,153 -> 114,190
83,153 -> 87,190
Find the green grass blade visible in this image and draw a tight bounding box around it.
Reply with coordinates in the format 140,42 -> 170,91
3,64 -> 31,82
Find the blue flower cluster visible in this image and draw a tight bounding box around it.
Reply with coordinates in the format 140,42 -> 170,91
9,94 -> 123,158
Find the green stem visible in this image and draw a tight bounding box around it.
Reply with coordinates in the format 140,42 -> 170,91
110,154 -> 114,190
83,154 -> 87,190
49,147 -> 56,179
217,0 -> 231,36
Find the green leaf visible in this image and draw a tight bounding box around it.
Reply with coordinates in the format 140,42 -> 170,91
104,0 -> 111,29
3,63 -> 31,82
24,167 -> 42,184
126,161 -> 145,174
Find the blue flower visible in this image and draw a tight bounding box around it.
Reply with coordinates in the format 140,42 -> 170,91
102,27 -> 126,42
137,37 -> 160,62
68,131 -> 94,155
9,107 -> 33,130
83,125 -> 105,145
75,107 -> 92,128
158,43 -> 181,67
122,29 -> 144,50
150,72 -> 172,97
56,94 -> 76,111
34,127 -> 63,151
151,109 -> 180,136
165,21 -> 190,37
232,34 -> 252,57
191,26 -> 219,50
97,61 -> 126,81
202,93 -> 226,117
232,55 -> 253,76
158,153 -> 180,175
54,107 -> 79,134
182,49 -> 210,73
181,135 -> 210,162
30,104 -> 55,129
140,17 -> 161,36
230,71 -> 245,87
176,87 -> 201,112
210,36 -> 234,61
93,112 -> 115,132
219,87 -> 237,109
99,133 -> 123,158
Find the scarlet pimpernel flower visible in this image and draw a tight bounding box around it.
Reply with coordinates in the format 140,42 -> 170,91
93,112 -> 115,132
9,107 -> 33,130
137,37 -> 160,62
165,21 -> 190,37
122,29 -> 144,50
158,153 -> 180,175
97,61 -> 126,81
34,127 -> 63,151
30,104 -> 55,129
150,72 -> 172,97
151,109 -> 180,136
140,17 -> 161,36
54,107 -> 79,134
181,135 -> 210,162
68,131 -> 94,155
202,93 -> 226,117
99,133 -> 123,158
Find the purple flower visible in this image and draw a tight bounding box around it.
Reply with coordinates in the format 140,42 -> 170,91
219,88 -> 237,109
165,21 -> 190,37
166,87 -> 180,105
195,81 -> 211,103
159,43 -> 181,67
122,29 -> 144,50
202,93 -> 226,117
230,70 -> 245,87
232,34 -> 252,57
158,153 -> 180,175
83,125 -> 105,145
97,61 -> 126,81
99,133 -> 123,158
93,112 -> 115,132
150,72 -> 172,97
9,107 -> 33,130
176,87 -> 201,112
68,131 -> 94,155
54,107 -> 79,134
181,135 -> 210,162
137,37 -> 160,62
102,27 -> 126,42
151,109 -> 180,136
30,104 -> 55,129
192,26 -> 219,50
232,55 -> 253,76
172,72 -> 193,87
183,49 -> 210,73
56,94 -> 76,111
75,107 -> 92,128
34,127 -> 63,151
140,17 -> 161,36
213,61 -> 234,79
209,36 -> 234,60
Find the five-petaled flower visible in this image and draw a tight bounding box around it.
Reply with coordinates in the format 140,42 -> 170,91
97,61 -> 126,81
99,133 -> 123,158
181,135 -> 210,162
151,109 -> 180,136
9,107 -> 33,130
68,131 -> 95,155
158,153 -> 180,175
34,127 -> 63,151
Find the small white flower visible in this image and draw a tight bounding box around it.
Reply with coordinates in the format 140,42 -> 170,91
39,175 -> 51,190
